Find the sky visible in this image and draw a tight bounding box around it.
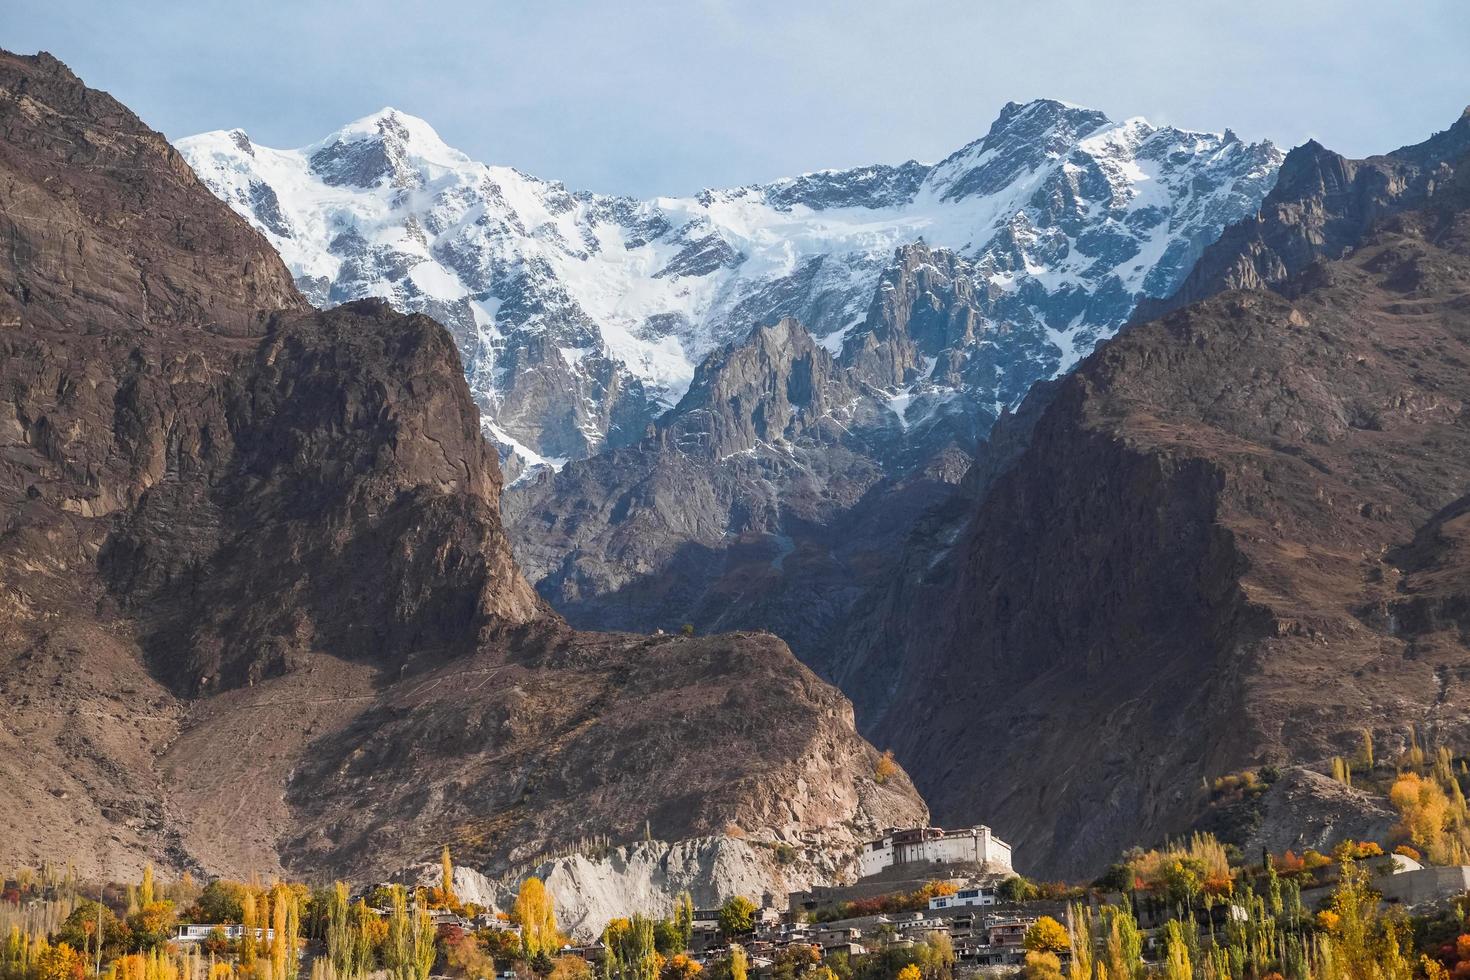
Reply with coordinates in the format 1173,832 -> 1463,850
9,0 -> 1470,198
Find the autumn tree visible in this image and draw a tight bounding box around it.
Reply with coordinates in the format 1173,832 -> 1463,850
139,866 -> 155,909
728,945 -> 747,980
241,893 -> 259,967
128,899 -> 177,952
514,878 -> 562,959
271,886 -> 289,980
36,943 -> 85,980
441,848 -> 457,909
549,956 -> 592,980
445,931 -> 494,980
661,954 -> 702,980
1023,917 -> 1069,955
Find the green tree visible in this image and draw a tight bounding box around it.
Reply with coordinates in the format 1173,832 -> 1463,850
197,880 -> 249,924
1160,921 -> 1192,980
603,916 -> 659,980
55,902 -> 122,962
1102,903 -> 1142,980
717,897 -> 757,938
386,885 -> 413,980
998,877 -> 1038,903
653,919 -> 683,957
673,892 -> 694,952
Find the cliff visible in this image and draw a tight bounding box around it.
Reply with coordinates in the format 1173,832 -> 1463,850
0,48 -> 926,882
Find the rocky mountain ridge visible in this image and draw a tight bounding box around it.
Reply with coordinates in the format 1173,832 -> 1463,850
177,102 -> 1281,474
853,107 -> 1470,877
0,48 -> 926,885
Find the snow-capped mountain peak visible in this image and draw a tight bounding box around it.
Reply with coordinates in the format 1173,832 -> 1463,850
177,100 -> 1282,471
302,107 -> 473,187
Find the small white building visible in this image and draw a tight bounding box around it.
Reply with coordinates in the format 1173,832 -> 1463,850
858,826 -> 1013,879
175,925 -> 276,942
929,885 -> 998,911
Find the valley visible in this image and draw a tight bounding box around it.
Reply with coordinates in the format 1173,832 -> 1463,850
2,16 -> 1470,980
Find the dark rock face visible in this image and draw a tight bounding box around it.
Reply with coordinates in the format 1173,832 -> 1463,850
762,160 -> 932,211
1142,108 -> 1470,318
858,115 -> 1470,877
506,227 -> 1156,670
0,49 -> 926,880
503,263 -> 1018,675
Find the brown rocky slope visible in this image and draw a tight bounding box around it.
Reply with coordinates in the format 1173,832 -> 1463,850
0,49 -> 925,881
860,110 -> 1470,878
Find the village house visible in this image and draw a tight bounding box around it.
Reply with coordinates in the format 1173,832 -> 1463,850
928,884 -> 998,911
174,925 -> 276,943
984,915 -> 1030,951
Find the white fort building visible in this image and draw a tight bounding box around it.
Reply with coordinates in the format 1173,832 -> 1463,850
858,825 -> 1014,879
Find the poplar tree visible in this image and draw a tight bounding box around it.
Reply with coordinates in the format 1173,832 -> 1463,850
271,888 -> 288,980
440,848 -> 457,908
514,879 -> 561,958
387,887 -> 411,980
241,894 -> 258,968
673,892 -> 694,952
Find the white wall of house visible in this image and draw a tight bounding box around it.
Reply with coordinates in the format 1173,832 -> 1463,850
858,838 -> 896,878
929,886 -> 997,911
858,827 -> 1013,879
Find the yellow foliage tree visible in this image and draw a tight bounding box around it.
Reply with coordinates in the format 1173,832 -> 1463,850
441,847 -> 457,909
549,955 -> 592,980
1024,917 -> 1070,954
241,894 -> 258,967
514,878 -> 562,958
271,886 -> 289,980
1390,771 -> 1467,864
37,942 -> 85,980
1022,952 -> 1063,980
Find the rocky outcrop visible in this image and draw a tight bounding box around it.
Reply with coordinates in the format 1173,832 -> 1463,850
503,289 -> 981,670
0,48 -> 926,882
659,318 -> 858,461
404,833 -> 866,942
1223,768 -> 1399,860
500,837 -> 835,941
1141,107 -> 1470,318
857,114 -> 1470,877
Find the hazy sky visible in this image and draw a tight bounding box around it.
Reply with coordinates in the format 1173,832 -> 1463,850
9,0 -> 1470,198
